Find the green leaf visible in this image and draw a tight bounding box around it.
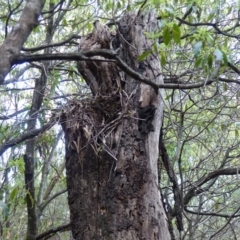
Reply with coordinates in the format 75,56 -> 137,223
144,31 -> 153,39
207,54 -> 213,68
235,129 -> 239,137
207,11 -> 216,21
206,127 -> 210,133
117,1 -> 121,8
137,50 -> 152,61
194,56 -> 202,68
153,43 -> 159,53
214,49 -> 223,61
172,24 -> 181,44
222,51 -> 228,65
214,201 -> 220,211
163,26 -> 171,45
62,18 -> 68,27
10,187 -> 18,201
33,26 -> 40,33
160,51 -> 167,66
193,41 -> 202,58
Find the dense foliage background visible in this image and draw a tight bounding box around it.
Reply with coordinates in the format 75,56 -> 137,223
0,0 -> 240,239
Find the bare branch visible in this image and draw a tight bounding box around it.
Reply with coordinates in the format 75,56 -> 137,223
185,208 -> 240,218
228,62 -> 240,75
5,0 -> 24,38
210,204 -> 240,239
3,65 -> 33,85
184,168 -> 240,205
14,51 -> 239,90
0,117 -> 57,157
176,17 -> 240,39
39,188 -> 67,211
0,107 -> 29,120
36,223 -> 71,240
22,34 -> 81,52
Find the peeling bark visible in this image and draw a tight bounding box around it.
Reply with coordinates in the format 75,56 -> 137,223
62,11 -> 171,240
0,0 -> 45,83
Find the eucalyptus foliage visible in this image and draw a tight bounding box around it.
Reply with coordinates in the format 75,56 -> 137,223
0,0 -> 240,239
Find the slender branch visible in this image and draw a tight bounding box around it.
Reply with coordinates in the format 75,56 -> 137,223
178,5 -> 193,27
41,0 -> 64,15
42,162 -> 65,201
13,50 -> 240,90
228,62 -> 240,75
0,117 -> 57,157
217,77 -> 240,84
176,17 -> 240,39
3,65 -> 33,85
36,223 -> 71,240
22,34 -> 81,52
0,87 -> 34,92
11,52 -> 222,90
14,51 -> 160,90
0,107 -> 29,120
14,51 -> 118,64
137,0 -> 147,16
159,129 -> 183,231
185,208 -> 240,218
184,167 -> 240,205
39,188 -> 67,211
5,0 -> 24,38
210,204 -> 240,239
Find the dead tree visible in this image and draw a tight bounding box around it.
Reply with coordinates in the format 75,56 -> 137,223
61,11 -> 171,240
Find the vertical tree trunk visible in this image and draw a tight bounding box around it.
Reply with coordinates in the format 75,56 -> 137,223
24,4 -> 54,239
61,11 -> 171,240
24,69 -> 47,240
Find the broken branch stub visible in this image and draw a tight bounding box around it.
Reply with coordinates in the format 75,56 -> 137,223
77,20 -> 121,96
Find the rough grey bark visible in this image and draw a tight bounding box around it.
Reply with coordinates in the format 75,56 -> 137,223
61,11 -> 171,240
24,69 -> 47,240
24,3 -> 53,239
0,0 -> 45,83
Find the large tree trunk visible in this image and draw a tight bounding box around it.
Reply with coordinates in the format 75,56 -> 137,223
61,11 -> 171,240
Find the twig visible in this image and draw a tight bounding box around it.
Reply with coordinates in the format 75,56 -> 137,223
36,223 -> 71,240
